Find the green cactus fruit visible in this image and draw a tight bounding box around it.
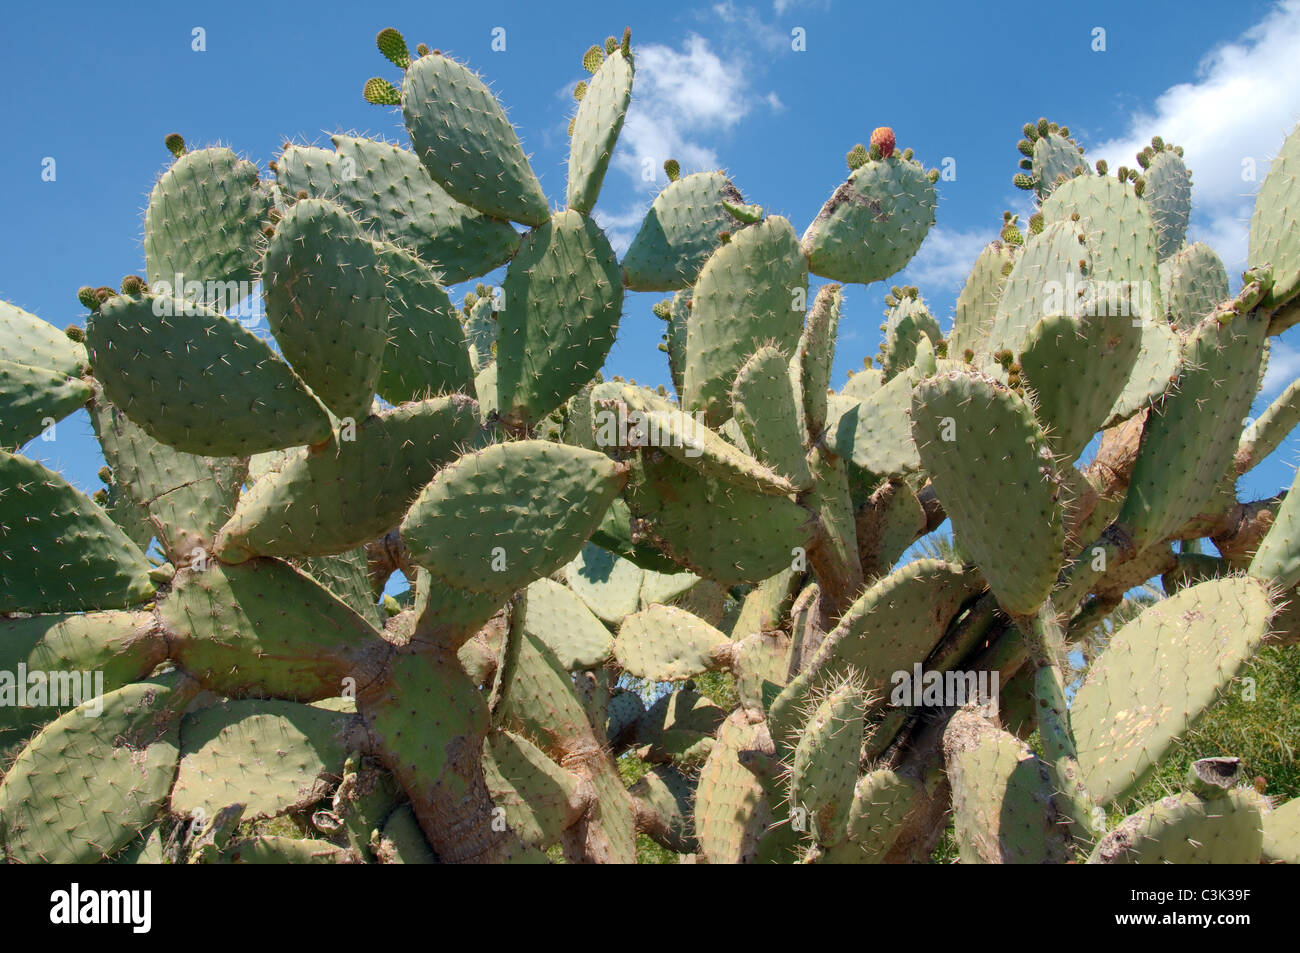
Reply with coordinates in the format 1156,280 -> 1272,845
496,210 -> 623,428
518,577 -> 613,669
0,300 -> 87,376
162,558 -> 387,701
622,171 -> 747,291
683,215 -> 807,424
0,450 -> 155,613
171,699 -> 359,821
944,708 -> 1071,864
362,76 -> 402,106
263,198 -> 389,422
1141,146 -> 1193,259
0,359 -> 92,450
613,604 -> 733,681
482,728 -> 584,848
625,450 -> 813,586
85,293 -> 332,456
144,147 -> 270,305
801,151 -> 937,285
0,610 -> 167,747
0,676 -> 193,864
1089,789 -> 1264,863
375,27 -> 410,69
1159,241 -> 1229,330
1248,122 -> 1300,310
869,126 -> 896,158
582,44 -> 605,73
1018,309 -> 1142,462
789,677 -> 867,847
401,440 -> 628,593
89,392 -> 246,562
402,52 -> 550,226
163,132 -> 186,157
912,371 -> 1064,617
567,47 -> 633,213
1071,576 -> 1273,805
215,396 -> 482,562
1118,304 -> 1267,546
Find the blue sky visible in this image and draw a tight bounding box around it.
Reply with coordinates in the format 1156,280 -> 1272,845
3,0 -> 1299,514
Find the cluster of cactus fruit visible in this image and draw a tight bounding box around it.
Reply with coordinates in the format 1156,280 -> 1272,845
4,24 -> 1300,864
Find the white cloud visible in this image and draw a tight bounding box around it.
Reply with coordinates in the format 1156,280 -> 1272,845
614,34 -> 749,191
592,204 -> 651,257
1262,339 -> 1300,397
894,226 -> 994,298
1090,0 -> 1300,277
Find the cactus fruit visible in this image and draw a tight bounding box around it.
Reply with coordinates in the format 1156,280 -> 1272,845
2,30 -> 1299,868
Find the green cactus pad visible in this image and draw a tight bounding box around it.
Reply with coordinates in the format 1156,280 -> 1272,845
944,710 -> 1070,864
630,764 -> 698,854
463,292 -> 500,373
1030,130 -> 1089,199
85,293 -> 332,456
564,543 -> 645,623
626,450 -> 813,586
1159,242 -> 1229,330
1142,148 -> 1193,260
613,604 -> 732,681
0,677 -> 187,864
1018,310 -> 1142,461
0,450 -> 155,613
636,408 -> 797,496
1262,797 -> 1300,864
402,53 -> 550,226
496,210 -> 623,427
0,300 -> 87,376
1252,464 -> 1300,589
789,678 -> 866,846
911,371 -> 1063,616
798,284 -> 841,436
0,610 -> 166,746
171,699 -> 358,820
263,198 -> 389,422
371,243 -> 475,403
694,710 -> 772,863
984,221 -> 1089,369
824,362 -> 945,478
277,137 -> 520,285
483,728 -> 582,848
838,367 -> 884,402
144,147 -> 271,304
90,393 -> 246,561
732,345 -> 813,488
215,396 -> 482,562
622,172 -> 747,291
948,242 -> 1017,360
878,293 -> 942,381
1071,577 -> 1273,805
634,687 -> 725,765
1089,790 -> 1264,863
0,359 -> 91,450
1248,122 -> 1300,309
838,769 -> 919,862
402,440 -> 627,593
1103,318 -> 1182,425
1118,310 -> 1268,545
519,577 -> 613,669
682,215 -> 807,424
162,559 -> 384,701
801,154 -> 937,284
567,48 -> 633,213
297,547 -> 384,630
217,835 -> 354,864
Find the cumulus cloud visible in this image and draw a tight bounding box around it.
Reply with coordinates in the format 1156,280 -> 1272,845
1262,339 -> 1300,397
1090,0 -> 1300,276
895,226 -> 994,300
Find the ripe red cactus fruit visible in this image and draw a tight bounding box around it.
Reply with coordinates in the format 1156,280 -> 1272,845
870,126 -> 896,159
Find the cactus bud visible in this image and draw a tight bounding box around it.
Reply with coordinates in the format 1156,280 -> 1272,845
163,133 -> 186,158
846,144 -> 869,170
582,44 -> 604,73
65,324 -> 85,343
963,348 -> 975,363
1151,135 -> 1165,151
1012,172 -> 1034,191
97,466 -> 113,484
1028,211 -> 1044,235
574,81 -> 588,101
416,43 -> 430,57
376,28 -> 410,69
718,231 -> 732,244
91,489 -> 108,505
902,147 -> 914,161
1095,158 -> 1108,175
1017,139 -> 1034,158
1037,118 -> 1050,137
121,275 -> 146,295
870,126 -> 896,158
94,286 -> 115,304
76,287 -> 100,311
664,158 -> 680,182
363,77 -> 402,106
927,168 -> 940,183
1023,122 -> 1039,141
604,36 -> 618,55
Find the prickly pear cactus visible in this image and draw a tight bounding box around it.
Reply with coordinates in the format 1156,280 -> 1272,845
2,27 -> 1299,869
